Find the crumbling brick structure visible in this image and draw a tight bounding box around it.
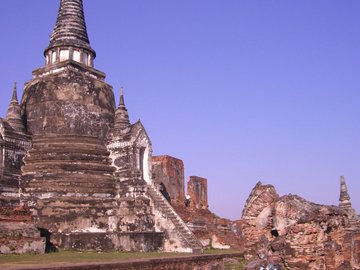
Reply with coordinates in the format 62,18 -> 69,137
152,157 -> 241,250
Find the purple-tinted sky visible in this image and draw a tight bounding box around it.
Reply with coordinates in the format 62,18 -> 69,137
0,1 -> 359,220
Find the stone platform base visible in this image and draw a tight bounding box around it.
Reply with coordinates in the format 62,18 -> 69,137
52,232 -> 164,252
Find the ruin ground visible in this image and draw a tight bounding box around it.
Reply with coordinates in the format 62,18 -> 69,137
0,250 -> 243,270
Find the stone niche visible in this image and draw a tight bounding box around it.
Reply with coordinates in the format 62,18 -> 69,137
152,155 -> 185,206
187,176 -> 208,210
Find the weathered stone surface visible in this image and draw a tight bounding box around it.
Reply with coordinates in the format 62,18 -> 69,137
21,136 -> 117,235
21,68 -> 115,140
51,232 -> 163,252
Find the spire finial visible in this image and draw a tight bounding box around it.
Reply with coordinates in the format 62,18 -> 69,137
11,81 -> 18,103
6,82 -> 25,133
114,87 -> 130,132
339,176 -> 359,221
119,86 -> 125,108
339,176 -> 351,206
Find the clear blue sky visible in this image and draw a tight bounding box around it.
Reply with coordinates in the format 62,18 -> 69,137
0,1 -> 359,220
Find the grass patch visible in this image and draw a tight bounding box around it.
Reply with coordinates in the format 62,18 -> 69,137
0,251 -> 185,269
0,250 -> 242,269
204,249 -> 241,254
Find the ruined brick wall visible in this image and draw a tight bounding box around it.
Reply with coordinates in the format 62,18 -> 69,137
240,182 -> 360,270
0,206 -> 45,254
187,176 -> 208,210
152,155 -> 185,206
342,230 -> 360,269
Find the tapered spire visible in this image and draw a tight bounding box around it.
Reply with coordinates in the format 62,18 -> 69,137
119,87 -> 126,108
10,82 -> 18,103
44,0 -> 95,67
50,0 -> 90,46
114,87 -> 130,132
339,176 -> 359,222
339,176 -> 351,205
6,82 -> 25,133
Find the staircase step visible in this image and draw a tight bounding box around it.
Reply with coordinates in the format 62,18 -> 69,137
146,184 -> 203,252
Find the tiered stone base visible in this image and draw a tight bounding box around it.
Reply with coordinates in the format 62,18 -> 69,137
21,135 -> 117,237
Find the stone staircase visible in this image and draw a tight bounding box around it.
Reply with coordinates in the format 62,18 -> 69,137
146,184 -> 203,254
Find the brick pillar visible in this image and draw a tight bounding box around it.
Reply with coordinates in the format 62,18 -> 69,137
152,155 -> 185,206
187,176 -> 208,210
